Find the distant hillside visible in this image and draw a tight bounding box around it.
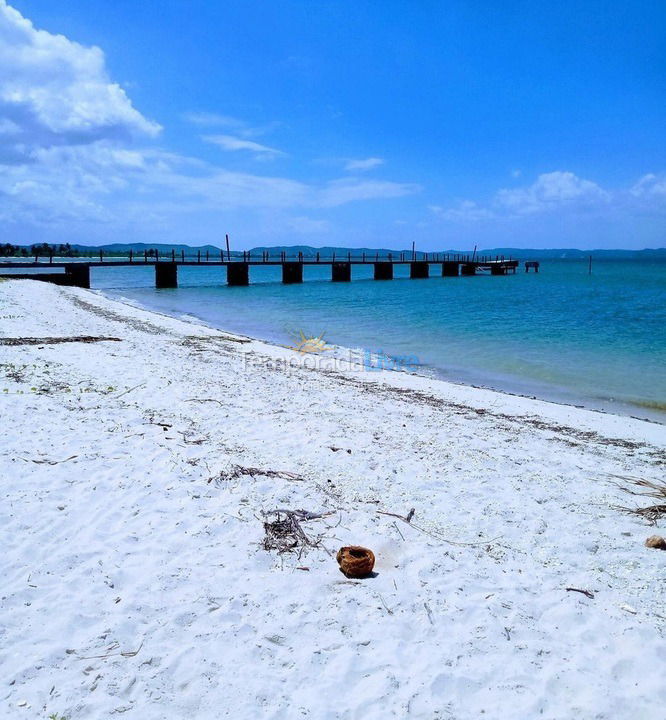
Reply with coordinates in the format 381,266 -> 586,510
3,242 -> 665,260
248,246 -> 666,260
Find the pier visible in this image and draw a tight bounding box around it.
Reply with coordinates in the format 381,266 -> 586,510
0,251 -> 520,289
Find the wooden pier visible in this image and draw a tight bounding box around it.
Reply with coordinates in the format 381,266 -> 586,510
0,251 -> 521,290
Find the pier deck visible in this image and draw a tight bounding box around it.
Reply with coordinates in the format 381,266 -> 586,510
0,253 -> 521,289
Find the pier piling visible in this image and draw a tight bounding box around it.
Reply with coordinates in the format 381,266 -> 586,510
442,261 -> 459,277
461,263 -> 476,276
227,262 -> 249,286
373,262 -> 393,280
282,262 -> 303,284
410,261 -> 429,279
155,261 -> 178,289
64,263 -> 91,289
332,262 -> 351,282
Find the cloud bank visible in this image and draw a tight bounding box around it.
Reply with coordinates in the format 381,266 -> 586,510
0,0 -> 159,164
0,2 -> 418,243
430,171 -> 665,223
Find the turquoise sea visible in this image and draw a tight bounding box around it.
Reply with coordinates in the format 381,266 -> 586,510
5,258 -> 665,420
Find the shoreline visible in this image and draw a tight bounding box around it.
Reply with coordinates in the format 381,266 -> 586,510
102,285 -> 666,426
2,279 -> 665,719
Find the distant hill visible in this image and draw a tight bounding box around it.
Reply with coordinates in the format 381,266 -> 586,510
248,246 -> 666,260
3,242 -> 665,260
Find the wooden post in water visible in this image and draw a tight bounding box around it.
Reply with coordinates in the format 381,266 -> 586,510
374,262 -> 393,280
282,262 -> 303,284
227,262 -> 249,286
588,255 -> 592,275
332,262 -> 351,282
155,261 -> 177,289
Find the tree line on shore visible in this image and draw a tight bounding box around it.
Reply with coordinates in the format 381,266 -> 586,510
1,243 -> 81,257
0,243 -> 162,258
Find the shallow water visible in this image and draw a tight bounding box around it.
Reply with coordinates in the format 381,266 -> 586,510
8,258 -> 665,419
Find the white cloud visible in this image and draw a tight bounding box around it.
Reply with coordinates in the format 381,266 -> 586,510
345,157 -> 384,172
182,112 -> 244,128
185,111 -> 282,140
431,171 -> 612,223
0,3 -> 419,240
429,200 -> 494,222
0,143 -> 419,228
0,1 -> 159,163
203,134 -> 285,158
317,178 -> 418,207
630,173 -> 666,198
495,171 -> 609,215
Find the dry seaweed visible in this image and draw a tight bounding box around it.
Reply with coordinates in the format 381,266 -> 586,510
609,473 -> 666,525
0,336 -> 121,346
262,509 -> 329,555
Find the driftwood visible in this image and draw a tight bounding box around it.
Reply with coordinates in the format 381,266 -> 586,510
210,465 -> 304,484
0,336 -> 121,345
262,509 -> 331,556
566,587 -> 595,599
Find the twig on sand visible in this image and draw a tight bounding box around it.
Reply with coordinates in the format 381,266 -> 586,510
566,587 -> 595,599
378,593 -> 394,615
20,454 -> 78,465
378,508 -> 415,523
77,641 -> 143,660
115,383 -> 145,399
377,508 -> 501,547
185,398 -> 224,406
423,602 -> 434,625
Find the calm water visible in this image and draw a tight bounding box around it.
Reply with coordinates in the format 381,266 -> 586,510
17,259 -> 666,420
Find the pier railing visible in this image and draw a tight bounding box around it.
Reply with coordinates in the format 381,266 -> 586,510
10,249 -> 512,264
0,251 -> 523,289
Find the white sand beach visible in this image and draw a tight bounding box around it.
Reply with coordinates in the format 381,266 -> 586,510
1,279 -> 665,720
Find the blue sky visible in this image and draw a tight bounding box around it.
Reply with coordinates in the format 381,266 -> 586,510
2,0 -> 665,249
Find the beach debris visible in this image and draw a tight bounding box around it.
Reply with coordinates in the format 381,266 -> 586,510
424,602 -> 434,625
20,454 -> 78,466
211,465 -> 304,484
262,509 -> 328,555
77,641 -> 143,661
0,336 -> 121,345
336,546 -> 375,578
608,475 -> 666,525
566,587 -> 595,599
645,535 -> 666,550
620,603 -> 638,615
378,508 -> 415,523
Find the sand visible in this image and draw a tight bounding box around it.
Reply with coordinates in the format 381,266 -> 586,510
1,279 -> 664,719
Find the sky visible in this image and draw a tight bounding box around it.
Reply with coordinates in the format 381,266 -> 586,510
1,0 -> 664,250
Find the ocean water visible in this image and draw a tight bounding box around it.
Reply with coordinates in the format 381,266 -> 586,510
14,258 -> 666,420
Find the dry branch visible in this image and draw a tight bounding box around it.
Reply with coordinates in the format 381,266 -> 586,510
0,336 -> 121,345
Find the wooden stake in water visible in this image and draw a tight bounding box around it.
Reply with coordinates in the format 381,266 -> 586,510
589,255 -> 592,275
